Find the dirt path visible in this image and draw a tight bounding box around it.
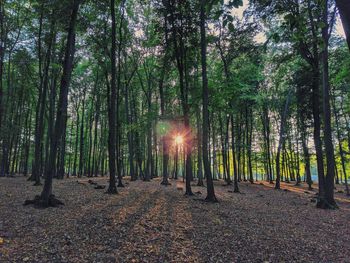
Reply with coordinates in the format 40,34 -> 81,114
1,176 -> 350,262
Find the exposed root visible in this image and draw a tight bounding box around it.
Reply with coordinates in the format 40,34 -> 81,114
106,185 -> 118,194
24,194 -> 64,208
316,198 -> 339,210
205,195 -> 219,203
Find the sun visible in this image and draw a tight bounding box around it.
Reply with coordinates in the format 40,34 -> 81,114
174,134 -> 184,145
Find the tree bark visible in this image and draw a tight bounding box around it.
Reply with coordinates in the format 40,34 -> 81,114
106,0 -> 118,194
275,89 -> 293,190
36,0 -> 80,207
319,1 -> 337,208
78,95 -> 85,178
200,0 -> 217,202
230,114 -> 239,193
335,0 -> 350,51
331,90 -> 349,196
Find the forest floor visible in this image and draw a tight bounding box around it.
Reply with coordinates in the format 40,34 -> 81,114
0,176 -> 350,263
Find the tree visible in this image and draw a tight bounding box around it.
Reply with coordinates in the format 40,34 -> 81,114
106,0 -> 118,194
335,0 -> 350,50
25,0 -> 81,207
201,0 -> 217,202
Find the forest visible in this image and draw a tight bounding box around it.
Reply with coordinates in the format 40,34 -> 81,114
0,0 -> 350,262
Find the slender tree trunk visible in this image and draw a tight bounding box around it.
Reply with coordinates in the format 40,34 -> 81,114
32,0 -> 80,207
335,0 -> 350,51
230,114 -> 239,193
196,108 -> 204,186
159,12 -> 170,185
28,5 -> 45,182
295,131 -> 301,186
145,85 -> 152,182
332,91 -> 350,196
310,64 -> 326,204
275,89 -> 293,190
78,96 -> 85,178
0,0 -> 5,135
124,72 -> 135,180
116,1 -> 125,188
219,114 -> 228,182
57,115 -> 67,179
319,2 -> 337,208
106,0 -> 118,194
87,102 -> 94,177
200,0 -> 217,202
92,79 -> 100,178
247,108 -> 254,184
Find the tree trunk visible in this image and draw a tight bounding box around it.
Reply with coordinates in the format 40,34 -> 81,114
311,65 -> 326,205
275,89 -> 293,190
78,96 -> 85,178
335,0 -> 350,51
160,5 -> 170,186
247,107 -> 254,184
106,0 -> 118,194
331,91 -> 350,196
230,114 -> 239,193
0,0 -> 5,137
196,108 -> 204,186
318,2 -> 337,209
33,0 -> 80,207
200,0 -> 217,202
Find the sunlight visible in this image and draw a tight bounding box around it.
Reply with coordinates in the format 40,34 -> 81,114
174,134 -> 184,145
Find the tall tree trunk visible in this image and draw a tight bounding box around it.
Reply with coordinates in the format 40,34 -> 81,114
0,0 -> 4,134
196,107 -> 204,186
332,91 -> 349,195
301,128 -> 312,190
319,2 -> 337,208
219,114 -> 228,182
230,114 -> 239,193
200,0 -> 217,202
311,64 -> 326,205
247,107 -> 254,184
28,5 -> 45,182
159,6 -> 170,185
116,0 -> 125,188
145,84 -> 152,182
78,96 -> 85,178
92,77 -> 100,178
57,115 -> 67,179
317,0 -> 337,208
23,110 -> 33,176
30,0 -> 80,207
275,89 -> 293,190
295,129 -> 301,186
87,102 -> 94,177
124,71 -> 135,181
335,0 -> 350,50
106,0 -> 118,194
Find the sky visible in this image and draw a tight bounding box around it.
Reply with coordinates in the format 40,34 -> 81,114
230,0 -> 346,43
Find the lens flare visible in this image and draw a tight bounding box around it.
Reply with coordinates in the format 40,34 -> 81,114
174,134 -> 184,145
